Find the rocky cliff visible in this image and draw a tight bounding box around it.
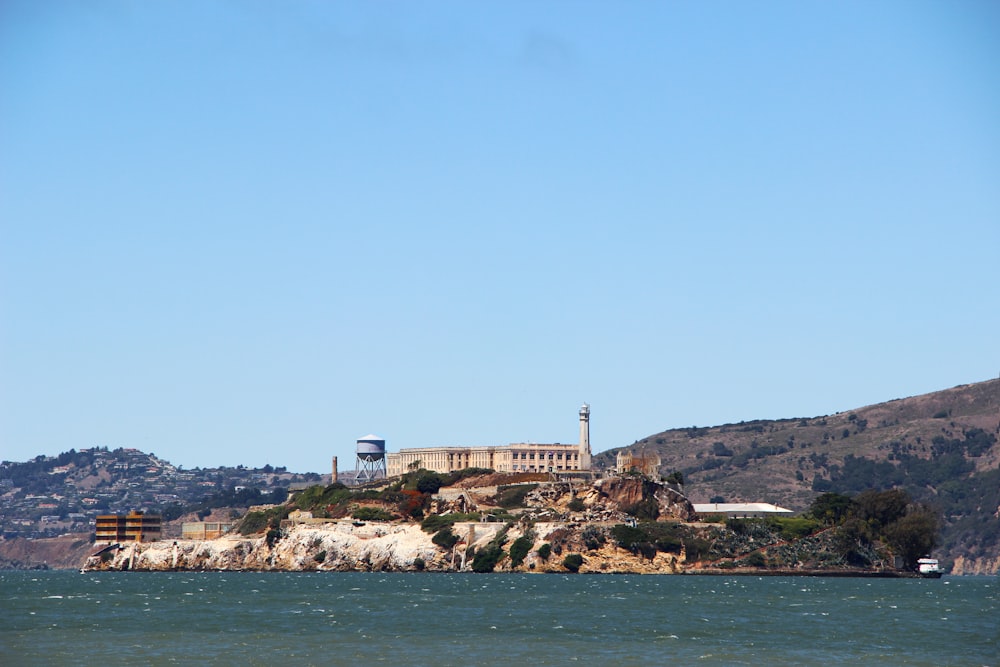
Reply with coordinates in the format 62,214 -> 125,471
82,475 -> 900,575
84,476 -> 697,573
84,519 -> 686,574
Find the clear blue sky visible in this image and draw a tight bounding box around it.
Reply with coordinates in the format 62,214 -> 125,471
2,1 -> 998,473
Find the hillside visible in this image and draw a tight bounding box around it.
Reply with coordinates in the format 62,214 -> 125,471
595,378 -> 1000,574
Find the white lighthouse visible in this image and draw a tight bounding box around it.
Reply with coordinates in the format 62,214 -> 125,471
579,403 -> 591,471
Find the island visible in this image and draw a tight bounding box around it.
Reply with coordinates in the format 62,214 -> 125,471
83,471 -> 937,576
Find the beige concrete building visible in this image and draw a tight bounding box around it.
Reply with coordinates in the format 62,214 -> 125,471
386,404 -> 592,477
615,450 -> 662,477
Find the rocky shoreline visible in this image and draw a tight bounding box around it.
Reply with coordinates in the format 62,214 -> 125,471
81,519 -> 923,577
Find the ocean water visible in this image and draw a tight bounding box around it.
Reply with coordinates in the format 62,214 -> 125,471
0,571 -> 996,666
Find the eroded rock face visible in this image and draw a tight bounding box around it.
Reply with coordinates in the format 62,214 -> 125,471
950,555 -> 1000,576
85,519 -> 687,575
594,477 -> 696,521
83,476 -> 703,574
87,522 -> 447,572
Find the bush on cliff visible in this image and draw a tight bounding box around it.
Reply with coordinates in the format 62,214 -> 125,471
496,484 -> 538,509
623,497 -> 660,521
238,505 -> 290,535
562,553 -> 584,572
295,483 -> 352,511
432,526 -> 459,549
771,516 -> 823,541
581,525 -> 606,551
508,534 -> 535,567
471,544 -> 504,572
421,512 -> 479,533
265,528 -> 282,548
352,506 -> 395,522
471,526 -> 510,572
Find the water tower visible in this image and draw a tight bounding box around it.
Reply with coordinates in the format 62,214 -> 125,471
355,434 -> 386,484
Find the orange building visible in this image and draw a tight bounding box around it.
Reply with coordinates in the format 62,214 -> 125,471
95,511 -> 162,543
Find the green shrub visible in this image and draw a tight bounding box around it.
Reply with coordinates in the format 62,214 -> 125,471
432,526 -> 459,549
238,505 -> 290,535
581,525 -> 605,550
745,552 -> 767,567
351,506 -> 394,521
471,545 -> 504,573
238,511 -> 270,535
623,497 -> 660,520
562,553 -> 584,572
536,543 -> 552,561
421,514 -> 454,533
416,472 -> 445,494
412,557 -> 425,571
508,535 -> 534,567
470,525 -> 511,572
313,550 -> 326,563
684,537 -> 712,561
497,484 -> 537,508
611,524 -> 647,550
295,483 -> 352,511
567,498 -> 586,512
420,513 -> 480,533
771,516 -> 822,540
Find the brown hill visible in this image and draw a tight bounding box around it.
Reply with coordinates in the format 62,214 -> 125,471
0,533 -> 95,570
595,378 -> 1000,574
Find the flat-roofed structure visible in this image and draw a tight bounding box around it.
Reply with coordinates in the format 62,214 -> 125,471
95,511 -> 162,543
385,404 -> 593,477
693,503 -> 793,518
181,522 -> 233,540
615,450 -> 662,477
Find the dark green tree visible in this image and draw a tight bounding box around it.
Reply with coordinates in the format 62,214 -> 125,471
562,553 -> 584,572
885,507 -> 939,570
809,492 -> 855,525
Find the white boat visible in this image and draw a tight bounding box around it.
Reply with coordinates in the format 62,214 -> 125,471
917,557 -> 943,578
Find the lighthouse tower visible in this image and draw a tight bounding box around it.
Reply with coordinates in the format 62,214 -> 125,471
579,403 -> 591,470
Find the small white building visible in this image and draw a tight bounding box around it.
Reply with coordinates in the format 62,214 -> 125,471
693,502 -> 793,518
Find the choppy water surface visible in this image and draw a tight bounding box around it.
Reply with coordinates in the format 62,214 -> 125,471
1,571 -> 996,666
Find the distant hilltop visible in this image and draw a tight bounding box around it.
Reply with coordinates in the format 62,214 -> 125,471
597,378 -> 1000,575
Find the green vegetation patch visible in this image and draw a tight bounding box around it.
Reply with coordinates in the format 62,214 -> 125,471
351,506 -> 395,522
470,525 -> 510,573
420,512 -> 480,533
562,553 -> 584,572
508,533 -> 535,567
432,526 -> 460,549
496,484 -> 538,509
237,505 -> 290,535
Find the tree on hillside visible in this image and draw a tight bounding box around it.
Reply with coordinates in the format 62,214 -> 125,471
853,488 -> 908,533
809,492 -> 854,525
885,506 -> 939,570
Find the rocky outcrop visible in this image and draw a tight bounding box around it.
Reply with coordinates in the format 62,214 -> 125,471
80,476 -> 941,575
83,519 -> 687,574
949,555 -> 1000,576
86,522 -> 442,572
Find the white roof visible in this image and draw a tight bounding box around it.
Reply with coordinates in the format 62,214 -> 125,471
693,503 -> 793,514
357,434 -> 384,442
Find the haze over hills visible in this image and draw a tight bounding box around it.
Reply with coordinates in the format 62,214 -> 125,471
596,378 -> 1000,574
